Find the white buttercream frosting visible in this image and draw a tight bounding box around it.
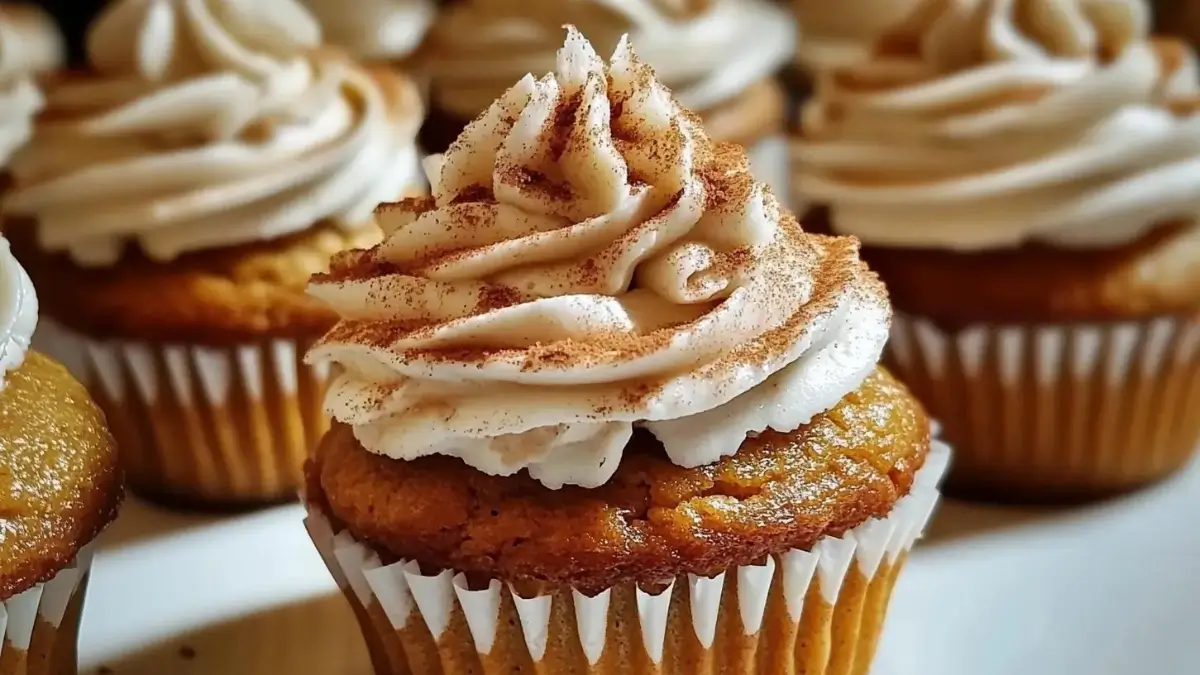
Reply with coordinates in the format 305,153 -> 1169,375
795,0 -> 1200,251
0,5 -> 63,167
0,235 -> 37,390
422,0 -> 794,120
4,0 -> 425,267
305,0 -> 435,62
306,29 -> 889,489
793,0 -> 924,72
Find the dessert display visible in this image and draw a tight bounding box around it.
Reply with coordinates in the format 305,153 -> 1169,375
305,28 -> 947,674
0,234 -> 123,675
304,0 -> 435,65
794,0 -> 1200,500
418,0 -> 796,198
3,0 -> 426,508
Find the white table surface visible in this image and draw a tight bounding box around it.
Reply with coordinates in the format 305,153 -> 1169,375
77,457 -> 1200,675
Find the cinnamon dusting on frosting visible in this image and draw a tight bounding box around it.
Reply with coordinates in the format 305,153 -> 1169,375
307,28 -> 889,489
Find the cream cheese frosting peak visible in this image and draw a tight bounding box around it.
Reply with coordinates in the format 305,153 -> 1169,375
307,29 -> 889,489
0,235 -> 37,391
0,5 -> 63,167
4,0 -> 425,267
795,0 -> 1200,251
422,0 -> 794,120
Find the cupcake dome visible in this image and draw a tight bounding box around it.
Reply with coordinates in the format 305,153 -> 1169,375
305,28 -> 946,675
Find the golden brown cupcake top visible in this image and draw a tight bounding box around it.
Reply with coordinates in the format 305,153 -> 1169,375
4,0 -> 424,267
306,30 -> 891,490
795,0 -> 1200,252
420,0 -> 794,119
309,368 -> 929,594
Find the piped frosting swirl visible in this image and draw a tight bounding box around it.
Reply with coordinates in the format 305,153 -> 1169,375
0,235 -> 37,391
422,0 -> 794,121
0,4 -> 63,167
796,0 -> 1200,251
305,0 -> 435,62
4,0 -> 425,267
306,29 -> 889,489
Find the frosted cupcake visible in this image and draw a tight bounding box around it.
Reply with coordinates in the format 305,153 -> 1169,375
795,0 -> 1200,500
304,28 -> 948,674
418,0 -> 795,199
0,5 -> 62,180
3,0 -> 425,508
0,235 -> 123,675
304,0 -> 435,66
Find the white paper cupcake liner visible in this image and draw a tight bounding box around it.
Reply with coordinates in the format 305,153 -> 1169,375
888,312 -> 1200,498
0,547 -> 93,675
306,438 -> 949,674
34,319 -> 330,506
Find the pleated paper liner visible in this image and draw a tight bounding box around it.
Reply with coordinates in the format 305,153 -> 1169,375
305,439 -> 949,675
0,549 -> 93,675
36,320 -> 330,509
888,313 -> 1200,502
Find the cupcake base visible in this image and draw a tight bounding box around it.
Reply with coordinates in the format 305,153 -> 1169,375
37,320 -> 329,509
305,440 -> 949,674
889,313 -> 1200,502
0,551 -> 92,675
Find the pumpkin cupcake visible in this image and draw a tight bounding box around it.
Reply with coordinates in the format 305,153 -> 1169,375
794,0 -> 1200,501
417,0 -> 795,200
3,0 -> 426,508
304,28 -> 948,674
0,234 -> 123,675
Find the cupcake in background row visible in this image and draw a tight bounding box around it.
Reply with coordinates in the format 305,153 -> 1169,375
790,0 -> 921,74
0,4 -> 62,175
795,0 -> 1200,501
304,0 -> 435,67
417,0 -> 795,200
0,233 -> 123,675
305,28 -> 947,675
4,0 -> 426,508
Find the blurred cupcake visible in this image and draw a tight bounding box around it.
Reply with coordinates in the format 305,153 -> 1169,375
304,28 -> 947,674
418,0 -> 795,200
0,234 -> 123,675
794,0 -> 1200,501
3,0 -> 426,508
0,4 -> 63,183
303,0 -> 435,67
791,0 -> 922,73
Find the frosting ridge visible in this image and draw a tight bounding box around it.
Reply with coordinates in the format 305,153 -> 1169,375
795,0 -> 1200,250
307,29 -> 889,488
0,4 -> 63,167
0,235 -> 37,390
422,0 -> 794,120
5,0 -> 425,266
305,0 -> 435,62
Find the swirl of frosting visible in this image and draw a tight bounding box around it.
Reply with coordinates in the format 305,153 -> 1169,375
4,0 -> 425,267
0,235 -> 37,391
306,29 -> 889,489
422,0 -> 794,120
304,0 -> 435,62
793,0 -> 924,71
0,5 -> 63,166
795,0 -> 1200,251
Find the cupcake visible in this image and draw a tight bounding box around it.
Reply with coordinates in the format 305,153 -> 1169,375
0,4 -> 63,181
3,0 -> 426,508
304,0 -> 435,66
0,235 -> 123,675
794,0 -> 1200,500
790,0 -> 922,73
304,28 -> 948,674
418,0 -> 796,200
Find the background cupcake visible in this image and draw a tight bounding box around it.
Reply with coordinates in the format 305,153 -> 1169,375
304,0 -> 435,67
304,29 -> 947,674
4,0 -> 426,508
794,0 -> 1200,500
0,4 -> 62,183
0,234 -> 123,675
418,0 -> 795,199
